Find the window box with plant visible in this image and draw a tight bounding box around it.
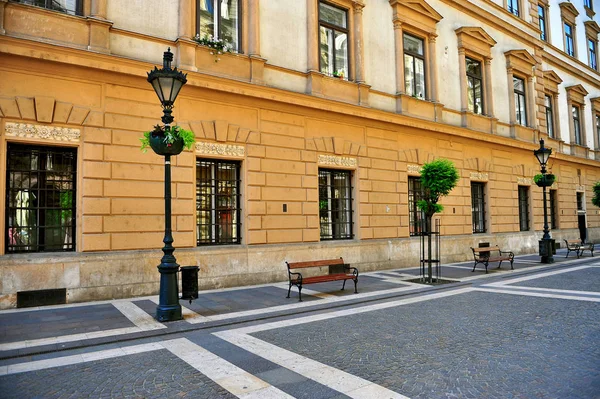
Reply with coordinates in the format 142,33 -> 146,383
533,173 -> 556,187
193,34 -> 233,62
140,124 -> 195,156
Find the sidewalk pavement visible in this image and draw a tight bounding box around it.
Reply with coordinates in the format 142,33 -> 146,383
0,248 -> 594,363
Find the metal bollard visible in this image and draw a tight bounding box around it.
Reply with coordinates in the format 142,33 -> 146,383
180,266 -> 199,304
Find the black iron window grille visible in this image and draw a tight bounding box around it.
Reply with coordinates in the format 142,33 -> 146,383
471,182 -> 486,234
565,23 -> 575,56
514,76 -> 527,126
196,0 -> 241,52
549,189 -> 558,230
466,57 -> 484,115
408,176 -> 426,236
538,5 -> 547,41
518,185 -> 530,231
545,95 -> 554,138
319,1 -> 349,79
15,0 -> 82,16
404,33 -> 426,100
319,169 -> 353,240
5,144 -> 76,253
507,0 -> 520,16
573,105 -> 582,145
196,159 -> 241,245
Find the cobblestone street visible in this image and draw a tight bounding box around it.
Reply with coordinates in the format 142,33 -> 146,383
1,254 -> 598,398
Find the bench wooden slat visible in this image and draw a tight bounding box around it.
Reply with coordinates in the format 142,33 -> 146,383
287,258 -> 345,269
471,246 -> 501,253
294,274 -> 354,284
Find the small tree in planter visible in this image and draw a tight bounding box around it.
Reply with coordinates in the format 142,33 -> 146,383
417,158 -> 460,283
593,181 -> 600,208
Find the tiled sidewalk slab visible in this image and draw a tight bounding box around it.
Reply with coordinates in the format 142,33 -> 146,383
252,289 -> 600,399
0,349 -> 234,399
301,275 -> 411,296
511,266 -> 600,293
0,304 -> 134,344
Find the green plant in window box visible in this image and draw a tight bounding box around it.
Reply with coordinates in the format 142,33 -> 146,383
140,125 -> 195,156
332,70 -> 345,79
193,34 -> 233,62
533,173 -> 556,187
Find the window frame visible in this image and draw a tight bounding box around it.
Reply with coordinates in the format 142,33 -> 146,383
564,22 -> 575,57
15,0 -> 84,16
588,37 -> 598,70
408,176 -> 426,236
403,32 -> 427,100
573,105 -> 582,145
545,94 -> 555,139
584,0 -> 593,11
318,0 -> 350,79
466,57 -> 484,115
5,143 -> 77,254
195,0 -> 243,53
471,182 -> 486,234
196,158 -> 242,246
518,185 -> 530,232
538,3 -> 548,42
318,168 -> 354,241
513,76 -> 527,126
507,0 -> 520,17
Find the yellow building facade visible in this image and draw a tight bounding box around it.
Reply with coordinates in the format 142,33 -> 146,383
0,0 -> 599,308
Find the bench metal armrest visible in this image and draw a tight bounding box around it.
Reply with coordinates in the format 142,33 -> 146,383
288,271 -> 302,283
499,250 -> 514,260
343,264 -> 359,277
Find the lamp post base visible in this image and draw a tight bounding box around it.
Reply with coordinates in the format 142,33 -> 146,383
156,303 -> 182,322
538,239 -> 555,264
156,263 -> 182,322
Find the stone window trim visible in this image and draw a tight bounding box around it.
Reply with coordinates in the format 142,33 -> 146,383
308,0 -> 365,83
566,84 -> 589,148
456,27 -> 496,121
505,50 -> 537,130
590,97 -> 600,150
585,21 -> 600,71
542,70 -> 563,141
560,2 -> 579,58
390,0 -> 443,105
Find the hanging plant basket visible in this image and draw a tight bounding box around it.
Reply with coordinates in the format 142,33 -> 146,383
534,173 -> 556,187
149,130 -> 184,156
140,125 -> 195,156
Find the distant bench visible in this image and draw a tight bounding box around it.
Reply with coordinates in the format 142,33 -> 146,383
470,246 -> 514,274
285,258 -> 358,302
564,239 -> 595,258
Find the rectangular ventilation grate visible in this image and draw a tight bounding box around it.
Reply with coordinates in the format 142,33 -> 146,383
17,288 -> 67,308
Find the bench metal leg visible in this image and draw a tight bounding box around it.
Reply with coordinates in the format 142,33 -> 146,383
510,260 -> 514,270
497,260 -> 503,269
472,262 -> 478,272
353,278 -> 358,293
286,283 -> 292,299
298,285 -> 302,302
484,261 -> 489,274
341,279 -> 346,291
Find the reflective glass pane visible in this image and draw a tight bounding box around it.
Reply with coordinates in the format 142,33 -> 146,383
319,2 -> 347,28
403,34 -> 423,55
473,78 -> 482,114
319,26 -> 333,74
466,58 -> 481,76
198,0 -> 215,38
404,54 -> 415,96
219,0 -> 239,50
415,58 -> 425,99
334,31 -> 348,77
513,77 -> 524,92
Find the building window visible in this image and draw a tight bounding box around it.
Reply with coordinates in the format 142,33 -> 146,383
589,38 -> 598,70
538,4 -> 547,41
549,189 -> 558,230
14,0 -> 83,16
545,95 -> 554,138
5,144 -> 76,253
584,0 -> 593,10
565,23 -> 575,56
404,33 -> 426,99
514,76 -> 527,126
196,0 -> 241,52
508,0 -> 520,16
573,105 -> 582,145
408,177 -> 426,236
518,186 -> 530,231
471,182 -> 486,234
596,115 -> 600,146
576,192 -> 584,211
319,1 -> 349,79
466,57 -> 484,115
319,169 -> 353,240
196,159 -> 241,245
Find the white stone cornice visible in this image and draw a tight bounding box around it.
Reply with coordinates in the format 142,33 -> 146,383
195,142 -> 245,157
4,122 -> 80,142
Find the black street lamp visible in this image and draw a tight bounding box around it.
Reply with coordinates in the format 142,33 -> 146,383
147,48 -> 188,321
533,138 -> 554,264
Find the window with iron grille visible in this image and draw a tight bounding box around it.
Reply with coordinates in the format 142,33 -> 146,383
513,76 -> 527,126
507,0 -> 520,16
518,185 -> 529,231
549,189 -> 558,229
471,182 -> 486,234
14,0 -> 82,15
5,144 -> 76,253
319,169 -> 353,240
196,159 -> 241,245
196,0 -> 241,52
466,57 -> 484,115
408,176 -> 426,236
319,1 -> 349,79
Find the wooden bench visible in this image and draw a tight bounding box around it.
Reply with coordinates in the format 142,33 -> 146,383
564,239 -> 595,258
470,246 -> 514,274
285,258 -> 358,302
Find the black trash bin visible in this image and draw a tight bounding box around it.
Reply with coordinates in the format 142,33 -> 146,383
180,266 -> 199,304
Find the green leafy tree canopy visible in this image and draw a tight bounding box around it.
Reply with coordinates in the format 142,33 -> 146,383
592,181 -> 600,208
417,158 -> 460,216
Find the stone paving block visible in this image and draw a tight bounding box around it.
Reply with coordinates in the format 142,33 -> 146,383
512,267 -> 600,292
